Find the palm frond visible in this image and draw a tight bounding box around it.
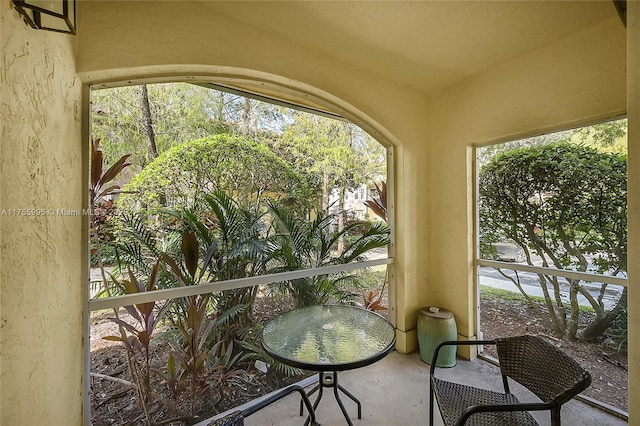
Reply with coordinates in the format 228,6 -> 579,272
116,211 -> 161,258
341,222 -> 390,263
215,303 -> 249,326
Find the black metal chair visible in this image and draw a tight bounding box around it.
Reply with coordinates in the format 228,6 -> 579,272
208,384 -> 320,426
429,335 -> 591,426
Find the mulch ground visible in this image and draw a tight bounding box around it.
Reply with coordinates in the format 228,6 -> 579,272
480,295 -> 628,412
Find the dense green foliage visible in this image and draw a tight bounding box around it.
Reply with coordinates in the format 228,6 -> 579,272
119,134 -> 309,213
104,188 -> 390,421
275,112 -> 385,208
92,82 -> 387,223
479,141 -> 627,341
92,83 -> 232,167
267,202 -> 390,306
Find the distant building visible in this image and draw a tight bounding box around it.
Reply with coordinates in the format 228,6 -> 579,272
327,182 -> 379,221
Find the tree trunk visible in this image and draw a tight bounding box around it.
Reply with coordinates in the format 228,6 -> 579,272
138,85 -> 166,207
537,273 -> 565,337
241,97 -> 251,135
565,283 -> 580,340
578,287 -> 627,341
337,186 -> 346,253
321,171 -> 330,211
215,91 -> 225,122
138,84 -> 158,161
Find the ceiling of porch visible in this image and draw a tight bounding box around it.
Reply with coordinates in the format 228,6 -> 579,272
204,1 -> 619,96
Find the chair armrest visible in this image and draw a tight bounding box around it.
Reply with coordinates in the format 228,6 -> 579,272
242,384 -> 319,425
430,340 -> 496,376
456,401 -> 556,426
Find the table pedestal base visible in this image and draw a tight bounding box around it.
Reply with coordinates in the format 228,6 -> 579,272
300,371 -> 361,426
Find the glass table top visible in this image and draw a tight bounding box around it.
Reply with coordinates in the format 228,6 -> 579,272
262,305 -> 396,371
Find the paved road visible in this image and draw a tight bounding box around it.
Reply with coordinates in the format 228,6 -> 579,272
478,265 -> 624,310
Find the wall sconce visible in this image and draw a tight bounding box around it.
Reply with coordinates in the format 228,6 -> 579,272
12,0 -> 76,34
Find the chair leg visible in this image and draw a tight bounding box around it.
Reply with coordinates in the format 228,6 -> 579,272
551,406 -> 561,426
429,380 -> 435,426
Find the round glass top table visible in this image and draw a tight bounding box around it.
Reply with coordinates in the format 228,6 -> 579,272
262,304 -> 396,426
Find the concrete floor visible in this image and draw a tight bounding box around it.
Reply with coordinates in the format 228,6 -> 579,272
201,351 -> 627,426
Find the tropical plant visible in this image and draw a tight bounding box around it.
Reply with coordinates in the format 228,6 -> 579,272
110,210 -> 173,280
267,202 -> 390,307
362,179 -> 389,311
159,229 -> 218,417
276,113 -> 386,253
100,187 -> 391,420
157,192 -> 273,416
90,137 -> 132,296
364,180 -> 387,222
479,141 -> 627,341
90,134 -> 137,409
103,261 -> 167,423
361,290 -> 388,313
90,138 -> 133,207
118,134 -> 308,216
203,340 -> 244,406
164,190 -> 270,335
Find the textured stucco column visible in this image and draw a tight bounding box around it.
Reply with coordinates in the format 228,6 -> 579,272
425,15 -> 626,359
0,3 -> 84,425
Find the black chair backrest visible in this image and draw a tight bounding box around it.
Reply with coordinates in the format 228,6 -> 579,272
496,335 -> 591,404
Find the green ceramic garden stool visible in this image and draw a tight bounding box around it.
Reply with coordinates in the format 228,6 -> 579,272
417,307 -> 457,367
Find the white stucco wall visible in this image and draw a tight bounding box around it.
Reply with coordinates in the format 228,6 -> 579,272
0,2 -> 84,425
425,16 -> 627,346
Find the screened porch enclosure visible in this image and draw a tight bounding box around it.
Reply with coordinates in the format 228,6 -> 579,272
1,1 -> 638,425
